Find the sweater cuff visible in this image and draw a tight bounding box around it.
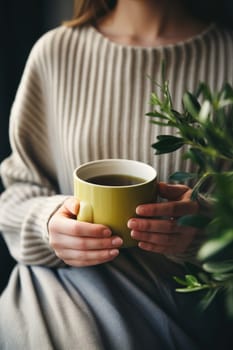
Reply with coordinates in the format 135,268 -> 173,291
40,195 -> 68,243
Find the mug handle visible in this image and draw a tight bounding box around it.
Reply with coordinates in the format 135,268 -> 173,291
77,201 -> 93,223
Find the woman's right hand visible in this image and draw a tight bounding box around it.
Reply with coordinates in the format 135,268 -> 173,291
48,197 -> 123,267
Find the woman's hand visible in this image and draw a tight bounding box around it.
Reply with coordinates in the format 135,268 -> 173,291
127,182 -> 200,255
48,197 -> 123,267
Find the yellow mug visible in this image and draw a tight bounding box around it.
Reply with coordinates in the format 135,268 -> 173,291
73,159 -> 157,247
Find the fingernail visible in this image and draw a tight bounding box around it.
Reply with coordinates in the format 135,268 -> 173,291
127,219 -> 137,229
112,237 -> 123,246
130,230 -> 137,238
103,229 -> 112,237
110,249 -> 119,257
136,206 -> 144,215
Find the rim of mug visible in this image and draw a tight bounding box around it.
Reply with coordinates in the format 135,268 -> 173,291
73,159 -> 157,188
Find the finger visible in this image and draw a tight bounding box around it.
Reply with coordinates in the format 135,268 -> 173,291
137,241 -> 184,254
128,218 -> 180,233
131,230 -> 181,246
56,248 -> 120,267
50,216 -> 112,238
50,233 -> 123,251
137,232 -> 195,255
158,182 -> 191,200
58,197 -> 80,217
128,217 -> 198,234
136,200 -> 199,217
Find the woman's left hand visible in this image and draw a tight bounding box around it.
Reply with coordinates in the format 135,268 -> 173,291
127,182 -> 200,254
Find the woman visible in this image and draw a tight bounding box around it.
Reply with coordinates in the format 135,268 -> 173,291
0,0 -> 232,349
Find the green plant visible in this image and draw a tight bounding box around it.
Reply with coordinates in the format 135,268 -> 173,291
147,71 -> 233,316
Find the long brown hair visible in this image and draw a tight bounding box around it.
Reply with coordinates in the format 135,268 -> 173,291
65,0 -> 116,27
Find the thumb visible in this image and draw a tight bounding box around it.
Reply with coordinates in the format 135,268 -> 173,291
63,197 -> 80,216
158,182 -> 190,200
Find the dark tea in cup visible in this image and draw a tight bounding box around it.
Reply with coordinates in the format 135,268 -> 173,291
86,174 -> 145,186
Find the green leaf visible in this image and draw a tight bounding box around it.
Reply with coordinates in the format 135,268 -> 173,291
198,229 -> 233,261
173,276 -> 189,286
178,124 -> 204,142
185,274 -> 201,286
175,286 -> 207,292
146,111 -> 168,119
170,109 -> 184,122
218,99 -> 233,109
204,124 -> 233,158
212,272 -> 233,282
198,100 -> 211,123
151,135 -> 185,154
149,120 -> 170,127
169,171 -> 197,182
203,260 -> 233,274
183,92 -> 201,118
191,173 -> 213,200
219,82 -> 233,100
184,148 -> 206,169
195,82 -> 213,101
197,271 -> 212,284
150,92 -> 160,105
199,288 -> 220,310
177,214 -> 211,228
183,148 -> 206,169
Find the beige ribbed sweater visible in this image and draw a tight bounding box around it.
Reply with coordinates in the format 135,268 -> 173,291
0,23 -> 233,266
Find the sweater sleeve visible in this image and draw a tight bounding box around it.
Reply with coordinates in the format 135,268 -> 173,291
0,35 -> 66,267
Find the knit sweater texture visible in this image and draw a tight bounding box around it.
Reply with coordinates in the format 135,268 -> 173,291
1,23 -> 233,266
0,23 -> 233,350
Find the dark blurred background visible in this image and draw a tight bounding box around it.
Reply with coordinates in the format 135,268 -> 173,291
0,0 -> 73,293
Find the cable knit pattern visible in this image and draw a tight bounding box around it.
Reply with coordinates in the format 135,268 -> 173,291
0,23 -> 233,265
